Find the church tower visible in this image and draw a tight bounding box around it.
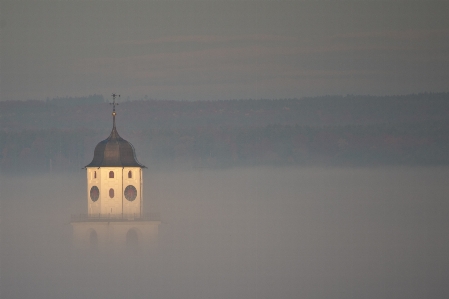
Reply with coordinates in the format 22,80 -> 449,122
71,94 -> 159,251
84,94 -> 145,218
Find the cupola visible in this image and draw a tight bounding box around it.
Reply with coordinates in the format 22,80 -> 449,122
84,94 -> 145,168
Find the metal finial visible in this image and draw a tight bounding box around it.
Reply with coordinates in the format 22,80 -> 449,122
110,93 -> 120,129
110,93 -> 120,115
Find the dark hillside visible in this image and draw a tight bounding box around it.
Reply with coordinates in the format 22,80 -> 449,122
2,93 -> 449,131
1,93 -> 449,173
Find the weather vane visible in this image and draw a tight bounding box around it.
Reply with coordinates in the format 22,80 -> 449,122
110,93 -> 120,116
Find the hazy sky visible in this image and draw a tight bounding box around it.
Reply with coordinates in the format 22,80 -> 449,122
1,0 -> 448,101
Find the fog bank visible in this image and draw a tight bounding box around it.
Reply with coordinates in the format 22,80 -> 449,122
1,166 -> 449,299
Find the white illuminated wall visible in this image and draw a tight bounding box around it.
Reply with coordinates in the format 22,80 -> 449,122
86,167 -> 142,217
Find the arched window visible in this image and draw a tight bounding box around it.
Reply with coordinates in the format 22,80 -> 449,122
109,171 -> 114,178
94,171 -> 97,179
109,188 -> 114,198
128,170 -> 132,178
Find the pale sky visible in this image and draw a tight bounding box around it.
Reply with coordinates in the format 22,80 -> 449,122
1,0 -> 448,101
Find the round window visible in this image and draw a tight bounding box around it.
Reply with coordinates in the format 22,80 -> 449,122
109,188 -> 115,198
124,185 -> 137,201
90,186 -> 99,202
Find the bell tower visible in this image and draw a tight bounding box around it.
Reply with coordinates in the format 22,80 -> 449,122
71,94 -> 159,251
85,94 -> 145,218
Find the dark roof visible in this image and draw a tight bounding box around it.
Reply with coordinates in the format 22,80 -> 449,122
85,122 -> 145,168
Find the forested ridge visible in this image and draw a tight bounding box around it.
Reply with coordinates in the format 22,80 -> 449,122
1,93 -> 449,173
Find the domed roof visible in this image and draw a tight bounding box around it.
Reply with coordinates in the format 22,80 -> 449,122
85,108 -> 145,168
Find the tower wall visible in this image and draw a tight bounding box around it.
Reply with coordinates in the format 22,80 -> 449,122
100,167 -> 123,215
87,167 -> 101,215
86,167 -> 142,217
71,221 -> 160,252
122,167 -> 143,217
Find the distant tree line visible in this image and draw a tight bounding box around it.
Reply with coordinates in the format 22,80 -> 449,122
3,92 -> 449,131
1,93 -> 449,173
45,94 -> 105,106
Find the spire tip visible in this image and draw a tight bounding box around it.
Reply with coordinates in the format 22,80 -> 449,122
110,93 -> 120,129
